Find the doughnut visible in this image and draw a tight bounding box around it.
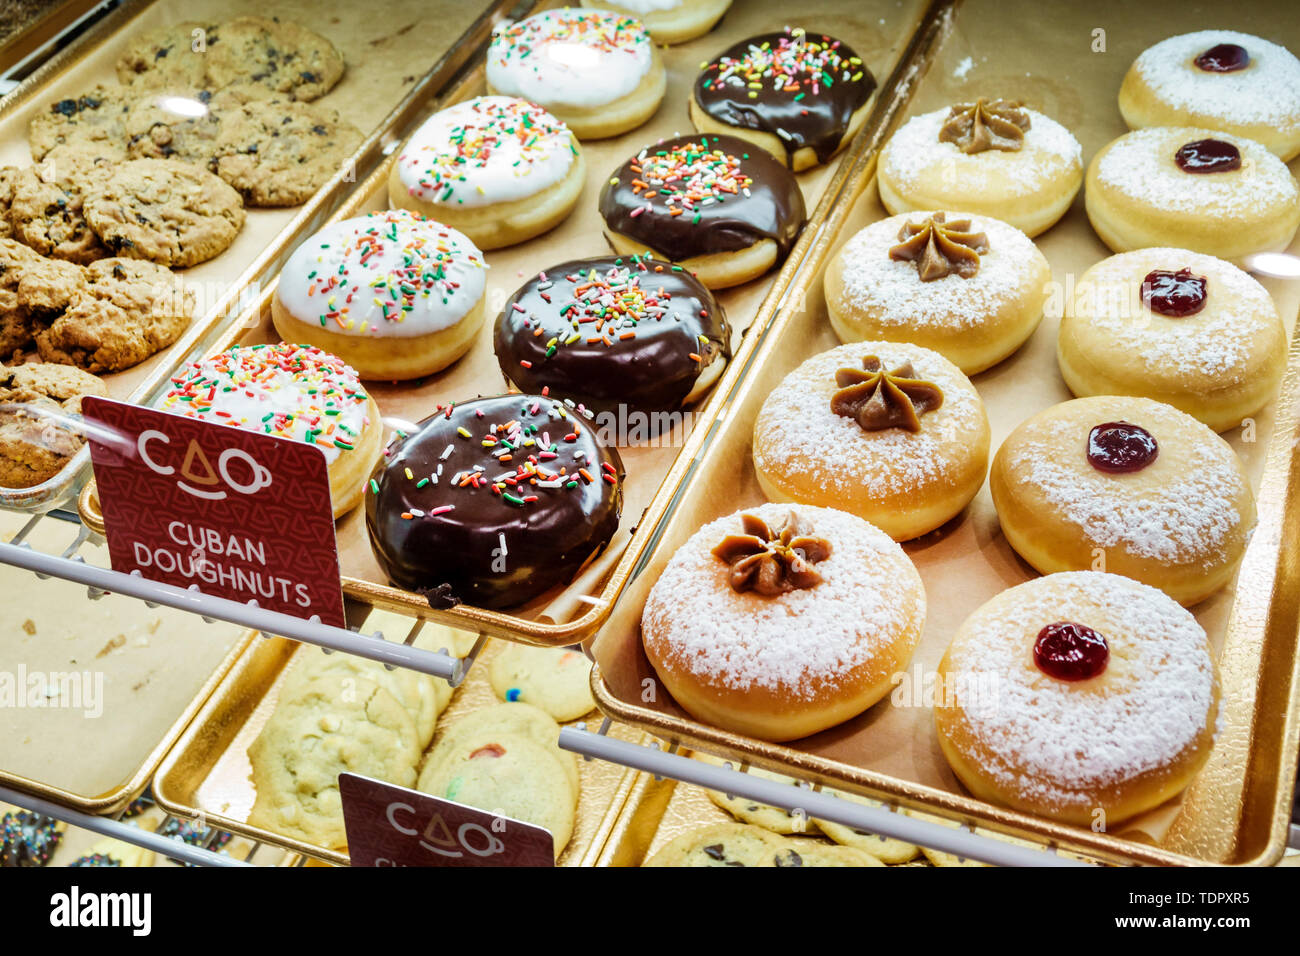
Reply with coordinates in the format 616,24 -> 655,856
691,28 -> 877,171
1057,248 -> 1286,432
1085,126 -> 1300,261
641,502 -> 926,742
158,344 -> 382,519
877,99 -> 1083,237
991,396 -> 1255,607
485,8 -> 665,140
387,96 -> 584,250
599,133 -> 806,289
934,571 -> 1219,826
494,254 -> 731,421
365,394 -> 624,609
579,0 -> 732,45
824,211 -> 1051,374
1119,30 -> 1300,161
272,210 -> 488,381
753,341 -> 990,541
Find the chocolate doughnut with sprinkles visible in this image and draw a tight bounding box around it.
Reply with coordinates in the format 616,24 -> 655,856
366,394 -> 624,609
494,254 -> 730,423
692,27 -> 876,171
0,808 -> 65,866
599,133 -> 805,289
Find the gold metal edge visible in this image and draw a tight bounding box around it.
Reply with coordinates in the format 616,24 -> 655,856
0,0 -> 109,80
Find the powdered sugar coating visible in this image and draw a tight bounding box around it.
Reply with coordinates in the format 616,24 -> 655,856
1131,30 -> 1300,128
942,571 -> 1216,810
642,502 -> 924,697
835,212 -> 1046,331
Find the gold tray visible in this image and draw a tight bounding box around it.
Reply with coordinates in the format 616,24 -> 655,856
80,0 -> 935,645
0,0 -> 105,79
0,0 -> 515,512
590,0 -> 1300,867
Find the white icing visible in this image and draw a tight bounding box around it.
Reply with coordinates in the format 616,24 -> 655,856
596,0 -> 683,10
278,210 -> 487,340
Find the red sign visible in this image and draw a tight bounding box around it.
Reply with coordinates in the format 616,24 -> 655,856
339,773 -> 556,867
81,396 -> 345,628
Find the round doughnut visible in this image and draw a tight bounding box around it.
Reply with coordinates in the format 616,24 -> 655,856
1119,30 -> 1300,161
934,571 -> 1219,826
485,8 -> 665,140
691,28 -> 877,171
599,133 -> 806,289
877,99 -> 1083,237
272,210 -> 488,381
642,502 -> 925,742
753,341 -> 990,541
494,254 -> 731,421
1085,126 -> 1300,261
387,96 -> 584,250
158,344 -> 382,519
1057,247 -> 1286,432
579,0 -> 731,45
824,210 -> 1051,374
365,394 -> 624,609
991,396 -> 1256,607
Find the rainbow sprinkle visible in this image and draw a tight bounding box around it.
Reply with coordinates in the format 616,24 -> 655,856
698,27 -> 866,107
490,9 -> 649,65
629,137 -> 754,220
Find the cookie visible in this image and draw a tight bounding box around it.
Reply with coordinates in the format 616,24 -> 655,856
643,822 -> 784,867
0,807 -> 66,866
811,789 -> 921,864
692,753 -> 813,835
116,22 -> 218,91
7,152 -> 115,263
0,166 -> 17,240
0,239 -> 45,355
428,702 -> 577,792
28,84 -> 134,163
770,837 -> 885,867
83,158 -> 244,267
488,643 -> 596,721
0,363 -> 107,489
124,88 -> 226,164
68,835 -> 156,867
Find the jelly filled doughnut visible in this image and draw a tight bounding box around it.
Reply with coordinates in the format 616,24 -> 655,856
272,210 -> 488,381
691,28 -> 877,171
990,396 -> 1255,607
579,0 -> 732,45
158,344 -> 382,519
387,96 -> 584,250
1119,30 -> 1300,161
877,99 -> 1083,237
753,341 -> 990,541
365,394 -> 624,609
935,571 -> 1219,826
599,133 -> 806,289
494,254 -> 730,422
486,8 -> 666,140
1085,126 -> 1300,261
824,211 -> 1051,374
642,502 -> 926,742
1058,248 -> 1286,433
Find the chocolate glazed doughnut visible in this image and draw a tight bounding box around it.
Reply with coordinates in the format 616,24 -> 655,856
494,255 -> 731,419
365,395 -> 624,610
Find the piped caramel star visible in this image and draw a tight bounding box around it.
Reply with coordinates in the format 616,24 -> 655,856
938,98 -> 1031,153
711,512 -> 831,596
831,356 -> 944,432
889,212 -> 989,281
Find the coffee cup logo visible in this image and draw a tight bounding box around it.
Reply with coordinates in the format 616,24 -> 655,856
138,429 -> 273,500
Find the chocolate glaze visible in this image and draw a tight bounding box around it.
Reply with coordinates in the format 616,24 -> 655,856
365,394 -> 624,610
494,255 -> 731,420
1195,43 -> 1250,73
1175,138 -> 1242,173
599,133 -> 806,263
693,30 -> 876,165
1087,421 -> 1158,474
1141,267 -> 1207,317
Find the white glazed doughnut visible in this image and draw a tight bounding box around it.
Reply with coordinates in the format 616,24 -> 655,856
579,0 -> 732,45
272,210 -> 488,382
387,96 -> 583,250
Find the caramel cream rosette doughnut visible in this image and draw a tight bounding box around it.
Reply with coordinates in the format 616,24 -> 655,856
877,99 -> 1083,237
824,210 -> 1051,374
935,571 -> 1220,826
753,341 -> 990,541
579,0 -> 732,45
642,503 -> 926,742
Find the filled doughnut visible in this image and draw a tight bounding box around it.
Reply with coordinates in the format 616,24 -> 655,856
579,0 -> 731,45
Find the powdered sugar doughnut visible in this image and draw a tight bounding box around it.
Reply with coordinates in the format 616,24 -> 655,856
1085,127 -> 1300,261
387,96 -> 583,250
642,502 -> 926,742
753,341 -> 990,541
991,396 -> 1255,606
1120,30 -> 1300,161
934,571 -> 1219,826
272,210 -> 488,381
824,211 -> 1050,374
877,101 -> 1083,237
579,0 -> 732,44
158,344 -> 382,518
1058,248 -> 1285,432
486,8 -> 666,140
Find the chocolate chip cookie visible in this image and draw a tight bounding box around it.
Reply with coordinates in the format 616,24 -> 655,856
28,84 -> 134,163
0,363 -> 107,489
7,150 -> 115,264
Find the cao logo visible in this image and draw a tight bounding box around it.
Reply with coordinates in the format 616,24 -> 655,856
138,429 -> 273,501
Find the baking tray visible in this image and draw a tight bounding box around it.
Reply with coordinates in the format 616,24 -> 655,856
0,0 -> 518,512
0,0 -> 106,80
80,0 -> 936,645
152,612 -> 648,866
589,0 -> 1300,867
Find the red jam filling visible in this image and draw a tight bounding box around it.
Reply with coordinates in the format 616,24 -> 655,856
1194,43 -> 1250,72
469,744 -> 506,759
1034,622 -> 1109,681
1175,138 -> 1242,173
1087,421 -> 1159,474
1140,267 -> 1208,317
